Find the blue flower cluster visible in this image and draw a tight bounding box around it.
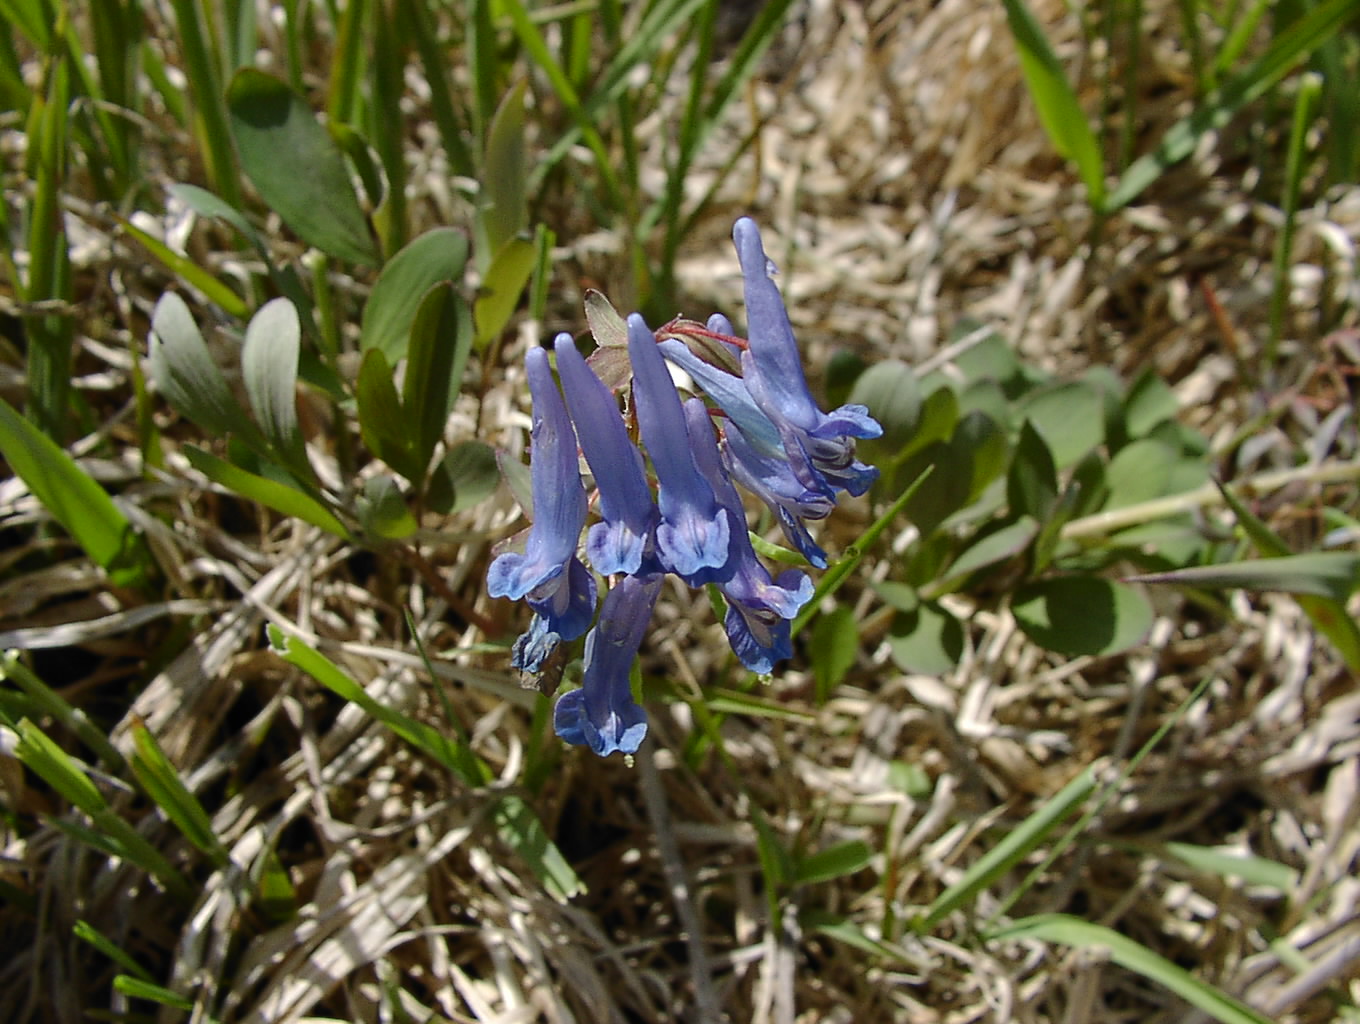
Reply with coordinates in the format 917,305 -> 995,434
487,219 -> 882,757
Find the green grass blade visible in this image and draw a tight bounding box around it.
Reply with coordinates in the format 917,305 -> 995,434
268,625 -> 586,900
24,46 -> 74,441
1002,0 -> 1106,208
991,915 -> 1274,1024
73,920 -> 155,982
15,719 -> 191,900
1106,0 -> 1360,212
401,0 -> 474,177
792,466 -> 933,637
918,767 -> 1097,932
118,216 -> 249,318
112,975 -> 193,1012
1268,72 -> 1322,358
164,0 -> 243,208
0,653 -> 125,770
183,446 -> 351,538
129,719 -> 231,866
0,397 -> 153,589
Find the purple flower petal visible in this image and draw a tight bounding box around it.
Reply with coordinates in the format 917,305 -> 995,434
553,573 -> 662,756
627,314 -> 732,584
553,333 -> 657,576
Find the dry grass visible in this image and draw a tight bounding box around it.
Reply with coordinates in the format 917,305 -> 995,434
2,1 -> 1359,1022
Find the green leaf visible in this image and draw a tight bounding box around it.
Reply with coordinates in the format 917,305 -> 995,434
427,440 -> 501,515
1019,381 -> 1105,468
476,80 -> 528,268
117,216 -> 247,317
1126,552 -> 1360,602
227,68 -> 379,265
1161,842 -> 1297,892
0,397 -> 152,590
357,474 -> 418,540
990,915 -> 1274,1024
360,227 -> 469,362
886,599 -> 965,675
920,768 -> 1096,931
241,297 -> 305,468
403,282 -> 470,477
810,606 -> 858,703
943,517 -> 1039,588
793,839 -> 875,886
1008,420 -> 1059,521
1001,0 -> 1106,207
1012,576 -> 1153,656
129,721 -> 230,866
1123,367 -> 1180,438
183,445 -> 350,538
355,348 -> 422,482
112,976 -> 193,1012
73,920 -> 153,982
474,236 -> 537,350
1215,480 -> 1360,671
267,625 -> 585,900
849,359 -> 921,463
149,292 -> 261,445
1103,439 -> 1178,510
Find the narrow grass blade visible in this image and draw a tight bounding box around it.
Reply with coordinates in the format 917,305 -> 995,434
164,0 -> 242,207
1002,0 -> 1106,207
119,216 -> 248,318
1268,72 -> 1322,357
0,653 -> 125,770
0,397 -> 153,590
1214,479 -> 1360,670
129,719 -> 231,866
74,920 -> 154,982
917,767 -> 1097,932
183,446 -> 350,538
112,976 -> 193,1012
792,466 -> 933,636
268,626 -> 585,900
1161,842 -> 1297,891
991,915 -> 1274,1024
1106,0 -> 1359,212
1126,551 -> 1360,601
15,719 -> 190,899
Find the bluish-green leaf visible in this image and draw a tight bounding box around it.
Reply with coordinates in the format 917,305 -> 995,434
357,474 -> 418,540
355,348 -> 422,482
360,227 -> 469,362
149,292 -> 262,446
476,80 -> 527,269
241,297 -> 304,468
227,68 -> 379,265
1013,577 -> 1152,656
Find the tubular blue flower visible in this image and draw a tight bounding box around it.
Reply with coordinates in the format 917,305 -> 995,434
732,217 -> 882,499
627,313 -> 732,585
553,333 -> 658,577
683,399 -> 813,673
553,573 -> 662,756
486,347 -> 596,670
720,418 -> 833,569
